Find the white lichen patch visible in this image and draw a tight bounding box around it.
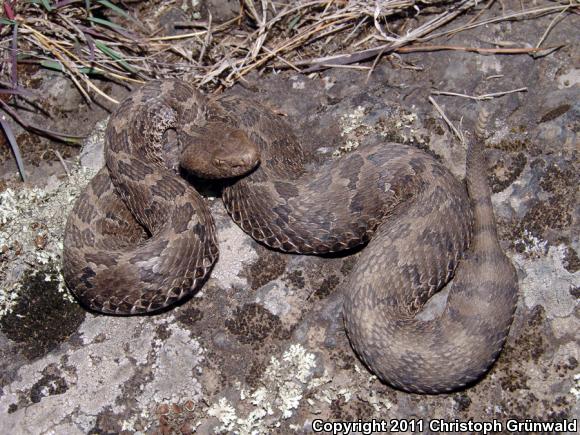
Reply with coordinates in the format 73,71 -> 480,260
514,244 -> 580,318
361,389 -> 394,413
333,106 -> 369,156
291,80 -> 305,90
206,344 -> 318,433
557,68 -> 579,89
80,118 -> 108,170
310,368 -> 393,415
208,202 -> 258,290
138,318 -> 205,407
377,107 -> 422,144
394,112 -> 418,129
331,103 -> 424,160
251,343 -> 316,419
570,373 -> 580,400
1,311 -> 209,433
0,166 -> 96,316
322,76 -> 335,90
0,315 -> 149,432
514,229 -> 549,258
280,344 -> 317,384
255,281 -> 293,317
207,398 -> 240,432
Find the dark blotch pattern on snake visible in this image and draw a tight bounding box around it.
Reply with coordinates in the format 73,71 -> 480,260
63,80 -> 518,393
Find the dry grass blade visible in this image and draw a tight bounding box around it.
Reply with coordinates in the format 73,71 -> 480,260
295,0 -> 479,72
3,0 -> 574,94
421,3 -> 577,42
534,4 -> 572,56
19,23 -> 93,102
198,12 -> 213,64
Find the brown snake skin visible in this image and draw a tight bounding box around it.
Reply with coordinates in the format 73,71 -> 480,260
63,79 -> 519,393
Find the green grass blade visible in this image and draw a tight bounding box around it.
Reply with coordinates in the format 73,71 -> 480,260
87,16 -> 124,31
94,41 -> 137,73
40,60 -> 103,76
288,15 -> 301,30
96,0 -> 130,19
39,0 -> 54,12
0,18 -> 16,25
40,60 -> 64,72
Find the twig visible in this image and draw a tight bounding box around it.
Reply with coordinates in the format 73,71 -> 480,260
396,44 -> 561,55
321,63 -> 371,70
232,15 -> 354,81
428,96 -> 463,142
431,87 -> 528,101
41,149 -> 71,177
365,46 -> 387,83
274,42 -> 562,71
262,46 -> 301,72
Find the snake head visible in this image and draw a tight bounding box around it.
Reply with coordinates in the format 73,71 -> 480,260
180,123 -> 260,179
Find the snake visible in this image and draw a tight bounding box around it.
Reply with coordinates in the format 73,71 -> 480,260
63,79 -> 519,393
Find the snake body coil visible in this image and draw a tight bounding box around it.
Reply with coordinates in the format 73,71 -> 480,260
64,80 -> 518,393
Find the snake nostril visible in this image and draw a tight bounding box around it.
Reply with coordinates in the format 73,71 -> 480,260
226,152 -> 259,169
244,149 -> 260,166
241,156 -> 255,167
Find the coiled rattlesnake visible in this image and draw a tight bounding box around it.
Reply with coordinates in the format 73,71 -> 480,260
63,80 -> 518,393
